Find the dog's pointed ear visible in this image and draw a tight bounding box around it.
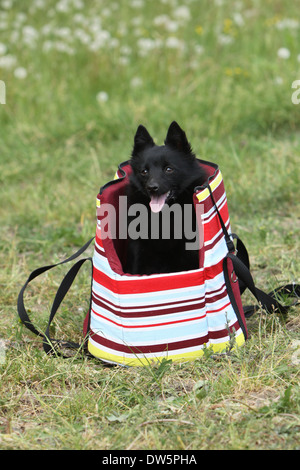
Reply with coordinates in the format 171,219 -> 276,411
132,125 -> 155,155
165,121 -> 193,154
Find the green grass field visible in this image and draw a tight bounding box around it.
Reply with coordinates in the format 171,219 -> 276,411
0,0 -> 299,450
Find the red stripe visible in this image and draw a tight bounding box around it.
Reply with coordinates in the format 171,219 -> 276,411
92,294 -> 206,318
206,300 -> 231,314
93,289 -> 205,310
90,329 -> 209,354
91,308 -> 206,329
92,280 -> 226,308
202,198 -> 227,224
91,287 -> 228,319
204,219 -> 230,250
92,259 -> 224,294
92,265 -> 207,294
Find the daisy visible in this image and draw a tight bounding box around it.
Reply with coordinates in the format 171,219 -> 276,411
277,47 -> 290,59
14,67 -> 27,79
96,91 -> 109,103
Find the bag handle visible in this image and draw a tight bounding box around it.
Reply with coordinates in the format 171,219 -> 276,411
226,251 -> 300,317
17,238 -> 94,355
43,256 -> 93,355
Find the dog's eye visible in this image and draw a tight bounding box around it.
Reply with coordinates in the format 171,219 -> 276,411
165,166 -> 174,174
141,169 -> 148,176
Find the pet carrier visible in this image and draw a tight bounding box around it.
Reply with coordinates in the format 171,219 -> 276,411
18,160 -> 299,366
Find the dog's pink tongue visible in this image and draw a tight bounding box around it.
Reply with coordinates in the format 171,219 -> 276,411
149,193 -> 168,213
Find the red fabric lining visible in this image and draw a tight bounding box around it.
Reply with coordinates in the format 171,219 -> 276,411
97,161 -> 217,276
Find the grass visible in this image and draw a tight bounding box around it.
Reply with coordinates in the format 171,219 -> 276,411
0,0 -> 299,450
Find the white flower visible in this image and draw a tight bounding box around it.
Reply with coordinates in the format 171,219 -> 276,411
73,0 -> 84,8
56,0 -> 70,13
10,31 -> 19,44
276,19 -> 299,30
164,20 -> 179,33
131,17 -> 142,27
54,27 -> 71,38
173,6 -> 191,21
73,13 -> 86,24
119,56 -> 130,66
233,12 -> 245,27
102,8 -> 111,18
274,76 -> 283,85
277,47 -> 290,59
43,40 -> 53,52
2,0 -> 13,9
15,12 -> 27,24
130,77 -> 143,88
0,20 -> 7,31
131,0 -> 143,7
0,43 -> 7,55
22,25 -> 39,47
42,40 -> 74,54
137,37 -> 160,56
194,45 -> 204,55
14,67 -> 27,79
41,24 -> 52,35
154,15 -> 170,27
108,38 -> 119,48
54,41 -> 75,54
218,34 -> 234,45
96,91 -> 109,103
0,54 -> 17,69
120,45 -> 132,56
35,0 -> 46,9
74,28 -> 91,45
165,36 -> 184,50
23,25 -> 39,40
154,15 -> 178,32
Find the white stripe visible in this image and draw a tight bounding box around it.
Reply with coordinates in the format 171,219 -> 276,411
204,236 -> 228,268
202,192 -> 227,222
89,319 -> 209,346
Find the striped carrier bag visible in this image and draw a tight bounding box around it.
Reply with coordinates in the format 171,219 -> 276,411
18,160 -> 300,366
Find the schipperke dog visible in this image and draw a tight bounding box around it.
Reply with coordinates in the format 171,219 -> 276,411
124,121 -> 207,275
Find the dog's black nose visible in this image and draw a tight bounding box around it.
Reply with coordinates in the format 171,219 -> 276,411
147,183 -> 159,192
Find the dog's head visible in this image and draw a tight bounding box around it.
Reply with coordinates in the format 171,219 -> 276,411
130,121 -> 198,212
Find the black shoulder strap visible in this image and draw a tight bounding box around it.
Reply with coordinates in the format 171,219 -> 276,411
226,235 -> 300,318
17,237 -> 94,356
207,184 -> 299,322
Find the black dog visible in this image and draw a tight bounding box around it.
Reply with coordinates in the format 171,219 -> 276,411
124,121 -> 207,275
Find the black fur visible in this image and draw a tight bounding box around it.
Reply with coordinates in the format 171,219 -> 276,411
124,121 -> 207,275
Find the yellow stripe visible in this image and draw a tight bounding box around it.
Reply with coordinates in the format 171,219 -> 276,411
196,171 -> 223,202
88,332 -> 245,367
96,198 -> 100,207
